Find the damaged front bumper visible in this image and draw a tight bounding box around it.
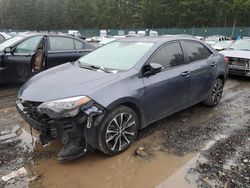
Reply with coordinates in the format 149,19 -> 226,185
16,99 -> 105,148
228,65 -> 250,77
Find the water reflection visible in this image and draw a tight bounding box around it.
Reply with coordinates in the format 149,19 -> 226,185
106,155 -> 135,188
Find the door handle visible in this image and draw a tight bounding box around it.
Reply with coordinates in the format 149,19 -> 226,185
210,62 -> 217,67
181,71 -> 191,77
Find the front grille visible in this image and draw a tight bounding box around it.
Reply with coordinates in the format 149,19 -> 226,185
228,57 -> 248,67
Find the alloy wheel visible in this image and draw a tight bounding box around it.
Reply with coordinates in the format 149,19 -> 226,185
105,112 -> 137,152
211,80 -> 223,105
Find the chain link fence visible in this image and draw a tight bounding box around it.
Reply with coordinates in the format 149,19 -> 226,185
1,27 -> 250,37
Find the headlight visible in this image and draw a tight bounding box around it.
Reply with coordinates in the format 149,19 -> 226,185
37,96 -> 91,118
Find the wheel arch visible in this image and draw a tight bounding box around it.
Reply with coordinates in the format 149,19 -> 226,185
217,74 -> 226,85
106,98 -> 146,129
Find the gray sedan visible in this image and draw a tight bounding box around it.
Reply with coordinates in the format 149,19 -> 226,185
17,36 -> 228,161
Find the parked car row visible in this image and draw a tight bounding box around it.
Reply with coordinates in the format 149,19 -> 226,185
16,35 -> 229,161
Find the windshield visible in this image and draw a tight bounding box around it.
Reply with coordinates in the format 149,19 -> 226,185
0,36 -> 24,51
230,40 -> 250,51
78,41 -> 155,71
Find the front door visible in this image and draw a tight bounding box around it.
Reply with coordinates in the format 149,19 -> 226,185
3,36 -> 43,83
142,41 -> 191,123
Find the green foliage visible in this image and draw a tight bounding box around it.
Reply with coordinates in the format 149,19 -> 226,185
0,0 -> 249,29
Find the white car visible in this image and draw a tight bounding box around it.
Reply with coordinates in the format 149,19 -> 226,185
213,40 -> 234,51
127,31 -> 137,37
220,39 -> 250,77
205,35 -> 231,46
149,30 -> 158,37
137,31 -> 146,37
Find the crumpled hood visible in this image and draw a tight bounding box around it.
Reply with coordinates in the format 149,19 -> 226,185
220,50 -> 250,59
18,62 -> 121,102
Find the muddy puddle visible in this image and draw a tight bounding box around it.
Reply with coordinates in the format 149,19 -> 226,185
27,132 -> 196,188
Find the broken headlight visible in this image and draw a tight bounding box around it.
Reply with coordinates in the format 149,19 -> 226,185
37,96 -> 91,118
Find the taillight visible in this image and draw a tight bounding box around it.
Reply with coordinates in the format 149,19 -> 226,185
224,57 -> 229,64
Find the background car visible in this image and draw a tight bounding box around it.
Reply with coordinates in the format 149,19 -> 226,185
149,30 -> 159,37
17,36 -> 228,161
0,32 -> 96,84
213,40 -> 234,51
220,39 -> 250,77
137,30 -> 146,37
205,35 -> 232,46
0,32 -> 12,43
127,31 -> 137,37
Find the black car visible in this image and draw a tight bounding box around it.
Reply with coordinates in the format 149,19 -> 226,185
0,32 -> 96,84
17,36 -> 228,161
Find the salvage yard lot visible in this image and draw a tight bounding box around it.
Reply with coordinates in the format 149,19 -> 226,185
0,77 -> 250,188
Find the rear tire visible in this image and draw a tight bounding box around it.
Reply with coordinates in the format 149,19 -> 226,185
203,79 -> 224,107
97,106 -> 138,155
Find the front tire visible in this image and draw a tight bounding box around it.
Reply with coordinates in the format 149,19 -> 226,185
97,106 -> 138,155
203,78 -> 224,106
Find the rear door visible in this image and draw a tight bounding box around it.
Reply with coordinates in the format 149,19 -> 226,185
3,36 -> 43,83
46,36 -> 89,68
181,40 -> 215,103
143,41 -> 191,122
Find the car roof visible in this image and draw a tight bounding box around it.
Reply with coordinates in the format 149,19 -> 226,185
117,35 -> 198,43
16,31 -> 80,39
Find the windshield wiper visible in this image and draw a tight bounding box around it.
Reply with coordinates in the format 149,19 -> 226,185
89,65 -> 114,73
77,61 -> 114,73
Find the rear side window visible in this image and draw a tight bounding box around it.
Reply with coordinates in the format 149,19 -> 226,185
74,40 -> 84,49
15,36 -> 43,53
49,37 -> 75,51
149,42 -> 185,69
182,41 -> 212,62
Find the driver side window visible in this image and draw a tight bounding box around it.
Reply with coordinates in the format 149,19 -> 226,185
15,36 -> 43,53
149,42 -> 185,69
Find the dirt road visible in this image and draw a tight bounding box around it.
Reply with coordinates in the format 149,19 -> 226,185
0,77 -> 249,188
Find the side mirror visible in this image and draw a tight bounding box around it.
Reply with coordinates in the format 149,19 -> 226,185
4,47 -> 13,54
143,63 -> 163,77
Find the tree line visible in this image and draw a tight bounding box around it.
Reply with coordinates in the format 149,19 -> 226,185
0,0 -> 249,30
